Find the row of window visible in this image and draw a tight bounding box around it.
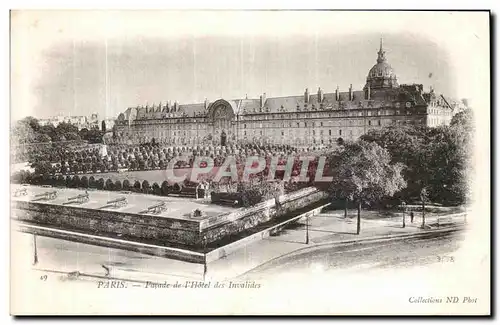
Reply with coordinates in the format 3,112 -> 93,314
131,109 -> 416,128
142,126 -> 383,139
132,118 -> 387,132
242,119 -> 383,129
429,117 -> 450,126
239,109 -> 406,121
140,120 -> 385,138
132,119 -> 386,138
242,128 -> 369,137
429,108 -> 452,115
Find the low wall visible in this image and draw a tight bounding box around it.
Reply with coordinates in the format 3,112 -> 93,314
13,201 -> 201,246
205,202 -> 330,263
201,188 -> 328,243
16,223 -> 205,264
12,186 -> 328,248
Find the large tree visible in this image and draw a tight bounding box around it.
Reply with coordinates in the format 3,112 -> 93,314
426,123 -> 472,205
56,122 -> 79,137
450,108 -> 474,133
329,140 -> 407,234
360,125 -> 429,200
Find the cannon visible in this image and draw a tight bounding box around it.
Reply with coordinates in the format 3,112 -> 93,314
106,197 -> 128,208
14,188 -> 27,197
34,190 -> 58,201
67,191 -> 90,204
140,201 -> 166,215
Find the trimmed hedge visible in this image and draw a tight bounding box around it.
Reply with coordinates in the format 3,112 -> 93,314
122,179 -> 130,190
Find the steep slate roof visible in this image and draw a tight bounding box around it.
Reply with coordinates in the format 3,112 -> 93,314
126,85 -> 454,120
257,90 -> 389,113
179,103 -> 206,117
233,99 -> 261,114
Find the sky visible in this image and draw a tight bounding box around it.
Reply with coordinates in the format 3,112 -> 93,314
11,11 -> 489,121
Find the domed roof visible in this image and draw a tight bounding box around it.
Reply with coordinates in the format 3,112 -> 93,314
365,39 -> 398,90
368,61 -> 396,79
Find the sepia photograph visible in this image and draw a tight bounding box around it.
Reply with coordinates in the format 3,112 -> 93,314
9,9 -> 491,315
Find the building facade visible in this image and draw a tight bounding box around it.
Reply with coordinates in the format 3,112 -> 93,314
115,40 -> 464,147
38,112 -> 101,131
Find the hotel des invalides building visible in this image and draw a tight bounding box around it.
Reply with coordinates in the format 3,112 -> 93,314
114,40 -> 463,148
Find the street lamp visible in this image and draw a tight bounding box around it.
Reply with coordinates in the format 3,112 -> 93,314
420,188 -> 428,229
33,234 -> 38,265
401,201 -> 406,228
202,235 -> 207,282
305,213 -> 310,245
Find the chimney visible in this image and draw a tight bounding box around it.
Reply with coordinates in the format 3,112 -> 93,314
174,101 -> 178,112
204,98 -> 209,110
349,84 -> 353,101
260,92 -> 266,107
317,87 -> 324,103
304,88 -> 310,104
366,86 -> 371,100
335,86 -> 340,101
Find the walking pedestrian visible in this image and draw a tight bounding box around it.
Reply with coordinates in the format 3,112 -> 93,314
410,211 -> 414,223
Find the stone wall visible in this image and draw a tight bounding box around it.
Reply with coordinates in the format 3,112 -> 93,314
13,187 -> 327,248
201,188 -> 328,243
13,201 -> 201,246
17,223 -> 205,264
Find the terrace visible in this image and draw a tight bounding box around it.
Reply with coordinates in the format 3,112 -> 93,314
11,184 -> 236,225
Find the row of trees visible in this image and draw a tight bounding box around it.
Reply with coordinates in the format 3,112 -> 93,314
12,117 -> 106,164
359,108 -> 473,206
12,171 -> 174,196
12,117 -> 105,145
326,108 -> 473,233
27,141 -> 306,175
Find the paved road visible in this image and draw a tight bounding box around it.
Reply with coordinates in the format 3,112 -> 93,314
240,228 -> 465,281
15,226 -> 464,285
13,231 -> 204,283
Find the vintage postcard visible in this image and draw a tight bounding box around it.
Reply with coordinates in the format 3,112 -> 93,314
9,10 -> 491,315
